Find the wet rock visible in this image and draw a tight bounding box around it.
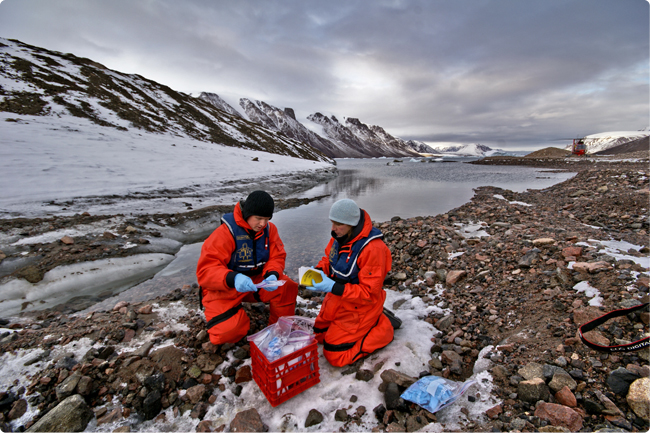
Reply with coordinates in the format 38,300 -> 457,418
190,402 -> 209,420
196,420 -> 214,432
26,394 -> 93,432
384,382 -> 408,411
186,384 -> 207,404
18,265 -> 43,283
379,369 -> 417,388
230,408 -> 268,432
96,408 -> 122,425
7,398 -> 27,420
141,389 -> 162,420
234,365 -> 252,384
485,404 -> 502,419
626,377 -> 650,421
144,373 -> 165,391
534,402 -> 583,432
304,409 -> 324,427
334,408 -> 347,422
355,369 -> 374,382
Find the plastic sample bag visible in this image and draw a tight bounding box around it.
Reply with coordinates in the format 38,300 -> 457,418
247,316 -> 316,362
255,279 -> 287,290
400,376 -> 476,414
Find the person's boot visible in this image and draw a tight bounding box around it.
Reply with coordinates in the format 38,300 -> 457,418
383,308 -> 402,329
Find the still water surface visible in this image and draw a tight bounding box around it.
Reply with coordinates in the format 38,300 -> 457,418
91,157 -> 575,311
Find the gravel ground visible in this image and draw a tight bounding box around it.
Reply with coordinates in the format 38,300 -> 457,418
0,152 -> 648,432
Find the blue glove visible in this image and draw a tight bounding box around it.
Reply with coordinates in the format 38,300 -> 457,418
260,274 -> 279,291
308,270 -> 335,293
234,273 -> 257,293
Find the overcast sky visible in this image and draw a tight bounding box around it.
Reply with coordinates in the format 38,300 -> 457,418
0,0 -> 648,150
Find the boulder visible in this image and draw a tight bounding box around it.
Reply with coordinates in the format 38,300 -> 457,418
571,261 -> 611,273
534,402 -> 583,432
626,377 -> 650,421
607,367 -> 640,396
518,362 -> 544,381
446,270 -> 466,285
379,369 -> 417,388
548,371 -> 577,393
27,394 -> 93,432
304,409 -> 324,427
230,408 -> 267,432
517,377 -> 550,403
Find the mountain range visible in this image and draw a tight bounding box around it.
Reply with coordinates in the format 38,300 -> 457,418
1,38 -> 646,160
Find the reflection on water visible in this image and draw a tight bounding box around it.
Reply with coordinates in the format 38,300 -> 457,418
97,158 -> 577,305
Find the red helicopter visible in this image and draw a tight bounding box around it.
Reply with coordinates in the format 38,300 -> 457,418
571,138 -> 587,156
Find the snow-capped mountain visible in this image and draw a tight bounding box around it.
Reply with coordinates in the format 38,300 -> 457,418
430,143 -> 501,157
305,113 -> 421,158
565,131 -> 650,154
0,38 -> 330,162
198,92 -> 242,119
237,99 -> 342,157
234,100 -> 421,158
404,139 -> 437,154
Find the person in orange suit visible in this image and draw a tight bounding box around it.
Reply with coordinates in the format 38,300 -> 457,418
306,198 -> 398,367
197,190 -> 299,345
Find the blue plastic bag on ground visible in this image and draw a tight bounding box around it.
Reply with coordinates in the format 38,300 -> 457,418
400,376 -> 476,414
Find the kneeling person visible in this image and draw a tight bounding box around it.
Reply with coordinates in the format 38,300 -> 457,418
307,198 -> 395,367
197,191 -> 299,345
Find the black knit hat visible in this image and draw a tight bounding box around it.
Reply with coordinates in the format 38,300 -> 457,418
241,190 -> 274,220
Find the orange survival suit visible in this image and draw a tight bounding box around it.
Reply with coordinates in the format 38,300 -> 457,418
314,209 -> 394,367
197,203 -> 299,345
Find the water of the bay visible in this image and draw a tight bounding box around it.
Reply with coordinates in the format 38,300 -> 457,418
95,157 -> 575,311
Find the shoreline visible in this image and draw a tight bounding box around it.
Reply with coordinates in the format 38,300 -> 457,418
0,154 -> 649,432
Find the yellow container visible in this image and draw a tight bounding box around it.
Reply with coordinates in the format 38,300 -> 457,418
299,267 -> 323,286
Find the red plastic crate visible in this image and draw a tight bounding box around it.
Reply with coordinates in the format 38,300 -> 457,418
249,339 -> 320,407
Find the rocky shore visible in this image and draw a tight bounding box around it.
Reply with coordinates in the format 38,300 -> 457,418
0,154 -> 648,432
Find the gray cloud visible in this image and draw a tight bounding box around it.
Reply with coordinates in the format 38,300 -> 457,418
0,0 -> 647,150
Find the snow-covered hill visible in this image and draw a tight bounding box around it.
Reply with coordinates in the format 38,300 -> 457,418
0,38 -> 330,163
565,131 -> 650,154
430,143 -> 502,157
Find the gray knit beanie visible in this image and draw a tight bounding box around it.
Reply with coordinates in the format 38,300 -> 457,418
329,199 -> 360,226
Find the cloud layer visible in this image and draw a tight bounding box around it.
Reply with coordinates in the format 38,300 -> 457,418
1,0 -> 647,149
